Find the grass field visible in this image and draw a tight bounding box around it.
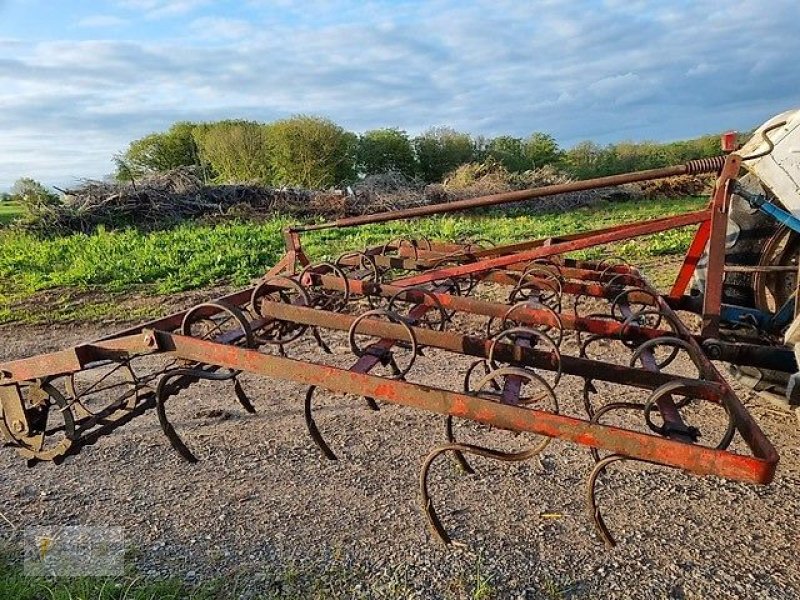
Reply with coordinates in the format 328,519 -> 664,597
0,196 -> 705,323
0,201 -> 22,225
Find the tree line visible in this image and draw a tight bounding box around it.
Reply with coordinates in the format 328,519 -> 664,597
113,115 -> 725,189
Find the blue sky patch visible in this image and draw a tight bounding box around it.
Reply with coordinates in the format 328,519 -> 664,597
0,0 -> 798,187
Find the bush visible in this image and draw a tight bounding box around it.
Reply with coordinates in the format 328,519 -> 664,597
356,128 -> 417,178
11,178 -> 60,209
115,122 -> 199,180
523,132 -> 563,168
413,127 -> 475,183
193,120 -> 272,183
265,115 -> 357,188
485,136 -> 529,172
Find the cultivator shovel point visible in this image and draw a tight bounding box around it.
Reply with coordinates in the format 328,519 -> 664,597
0,154 -> 784,547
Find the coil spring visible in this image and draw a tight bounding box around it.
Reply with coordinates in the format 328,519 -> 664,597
684,155 -> 726,175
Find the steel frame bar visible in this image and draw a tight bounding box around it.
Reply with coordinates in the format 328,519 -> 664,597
253,300 -> 724,397
702,155 -> 742,336
300,274 -> 692,344
294,157 -> 724,231
669,220 -> 712,300
392,210 -> 712,287
149,330 -> 776,484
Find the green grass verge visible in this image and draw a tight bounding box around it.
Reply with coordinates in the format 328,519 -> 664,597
0,196 -> 705,324
0,540 -> 497,600
0,201 -> 22,225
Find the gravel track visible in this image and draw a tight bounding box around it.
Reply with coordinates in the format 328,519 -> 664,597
0,318 -> 798,599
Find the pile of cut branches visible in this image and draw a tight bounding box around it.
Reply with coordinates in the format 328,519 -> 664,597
18,168 -> 316,235
635,175 -> 712,199
15,164 -> 650,236
441,161 -> 633,213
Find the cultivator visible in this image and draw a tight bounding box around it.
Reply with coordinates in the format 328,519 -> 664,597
0,152 -> 789,547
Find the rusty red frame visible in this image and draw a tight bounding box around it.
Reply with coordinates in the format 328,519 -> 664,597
0,153 -> 781,546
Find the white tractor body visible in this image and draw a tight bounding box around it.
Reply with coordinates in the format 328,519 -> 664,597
740,108 -> 800,214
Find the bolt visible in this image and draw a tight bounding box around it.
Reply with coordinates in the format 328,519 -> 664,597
11,420 -> 24,433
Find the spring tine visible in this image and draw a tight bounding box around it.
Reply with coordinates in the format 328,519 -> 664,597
155,371 -> 200,464
312,328 -> 332,354
444,416 -> 475,474
585,454 -> 629,548
303,385 -> 337,461
233,378 -> 256,414
420,442 -> 552,545
154,367 -> 242,463
582,379 -> 598,419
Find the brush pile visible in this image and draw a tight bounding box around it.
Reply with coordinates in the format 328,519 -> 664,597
17,168 -> 317,235
441,160 -> 635,212
15,163 -> 652,236
635,175 -> 712,199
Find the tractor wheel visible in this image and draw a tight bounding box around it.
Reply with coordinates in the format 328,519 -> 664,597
692,173 -> 797,312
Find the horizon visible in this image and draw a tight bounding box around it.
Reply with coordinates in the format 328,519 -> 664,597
1,0 -> 798,190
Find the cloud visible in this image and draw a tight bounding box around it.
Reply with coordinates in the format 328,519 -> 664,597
77,15 -> 127,28
188,17 -> 255,40
686,63 -> 718,77
117,0 -> 210,20
1,0 -> 799,187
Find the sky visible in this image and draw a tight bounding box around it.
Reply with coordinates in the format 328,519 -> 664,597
0,0 -> 798,189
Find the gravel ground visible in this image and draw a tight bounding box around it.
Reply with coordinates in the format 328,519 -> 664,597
0,313 -> 798,599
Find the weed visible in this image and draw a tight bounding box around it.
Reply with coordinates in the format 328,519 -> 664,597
470,556 -> 495,600
0,196 -> 705,324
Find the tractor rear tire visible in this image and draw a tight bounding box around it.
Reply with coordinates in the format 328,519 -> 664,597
692,173 -> 780,309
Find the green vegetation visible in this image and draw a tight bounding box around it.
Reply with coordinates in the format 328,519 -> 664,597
116,116 -> 359,188
0,540 -> 494,599
266,115 -> 358,188
0,571 -> 192,600
0,200 -> 22,225
0,196 -> 705,324
115,121 -> 200,181
563,136 -> 726,179
484,132 -> 562,173
356,128 -> 417,178
192,120 -> 271,183
112,115 -> 729,187
1,178 -> 59,227
413,126 -> 475,182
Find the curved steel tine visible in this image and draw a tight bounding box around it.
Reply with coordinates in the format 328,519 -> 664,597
312,327 -> 332,354
585,454 -> 628,548
582,379 -> 598,419
444,416 -> 475,474
420,442 -> 549,545
420,445 -> 457,545
155,367 -> 245,463
233,378 -> 256,414
303,385 -> 337,460
387,356 -> 404,379
155,371 -> 200,464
